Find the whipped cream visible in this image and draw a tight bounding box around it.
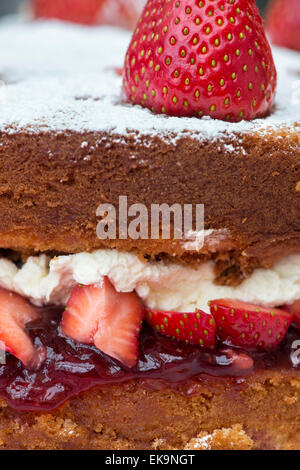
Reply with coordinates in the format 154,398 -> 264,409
0,250 -> 300,312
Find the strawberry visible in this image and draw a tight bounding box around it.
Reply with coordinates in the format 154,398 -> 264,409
210,299 -> 293,350
33,0 -> 103,25
219,348 -> 254,373
123,0 -> 277,122
283,300 -> 300,326
61,277 -> 144,368
145,308 -> 216,348
114,67 -> 124,76
266,0 -> 300,52
0,288 -> 46,369
33,0 -> 145,29
97,0 -> 146,30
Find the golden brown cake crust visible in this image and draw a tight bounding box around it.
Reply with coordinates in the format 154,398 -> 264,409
0,128 -> 299,277
1,367 -> 300,450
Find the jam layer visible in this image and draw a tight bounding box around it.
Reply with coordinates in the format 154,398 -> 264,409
0,308 -> 299,412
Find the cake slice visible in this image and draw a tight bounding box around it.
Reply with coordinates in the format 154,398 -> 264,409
0,4 -> 299,450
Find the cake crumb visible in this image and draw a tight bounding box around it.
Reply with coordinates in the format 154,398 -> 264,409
296,182 -> 300,192
291,379 -> 300,389
184,425 -> 253,450
0,398 -> 7,408
93,423 -> 103,433
284,395 -> 298,405
34,415 -> 80,440
152,438 -> 167,450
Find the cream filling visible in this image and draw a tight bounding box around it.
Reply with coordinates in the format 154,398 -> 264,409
0,250 -> 299,312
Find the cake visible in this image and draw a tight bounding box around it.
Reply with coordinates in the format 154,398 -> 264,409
0,5 -> 299,450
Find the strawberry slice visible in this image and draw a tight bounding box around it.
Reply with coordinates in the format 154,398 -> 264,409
210,299 -> 293,350
283,300 -> 300,326
0,288 -> 46,369
123,0 -> 277,122
145,308 -> 216,349
61,277 -> 144,368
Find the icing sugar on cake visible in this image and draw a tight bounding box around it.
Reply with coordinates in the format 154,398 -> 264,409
0,18 -> 299,142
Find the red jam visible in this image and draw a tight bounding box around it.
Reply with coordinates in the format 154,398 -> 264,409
0,307 -> 299,412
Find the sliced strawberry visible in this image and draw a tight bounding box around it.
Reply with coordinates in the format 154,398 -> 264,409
145,308 -> 216,349
283,300 -> 300,326
0,288 -> 46,369
266,0 -> 300,52
210,299 -> 293,350
61,278 -> 144,368
123,0 -> 277,122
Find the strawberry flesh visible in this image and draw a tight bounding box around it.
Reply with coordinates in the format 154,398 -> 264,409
61,278 -> 144,368
0,288 -> 46,369
123,0 -> 277,122
145,308 -> 216,349
210,299 -> 293,350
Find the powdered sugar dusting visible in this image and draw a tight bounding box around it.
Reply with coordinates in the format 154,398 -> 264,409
0,18 -> 299,142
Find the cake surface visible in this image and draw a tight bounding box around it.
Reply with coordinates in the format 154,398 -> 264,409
0,20 -> 298,136
0,16 -> 299,451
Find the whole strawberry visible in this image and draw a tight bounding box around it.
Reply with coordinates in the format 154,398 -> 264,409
33,0 -> 103,25
33,0 -> 144,29
97,0 -> 146,29
266,0 -> 300,52
123,0 -> 277,122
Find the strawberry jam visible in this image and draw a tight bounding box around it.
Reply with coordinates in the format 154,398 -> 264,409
0,307 -> 299,412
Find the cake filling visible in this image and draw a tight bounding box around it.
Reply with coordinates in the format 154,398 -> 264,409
0,249 -> 299,312
0,306 -> 298,413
